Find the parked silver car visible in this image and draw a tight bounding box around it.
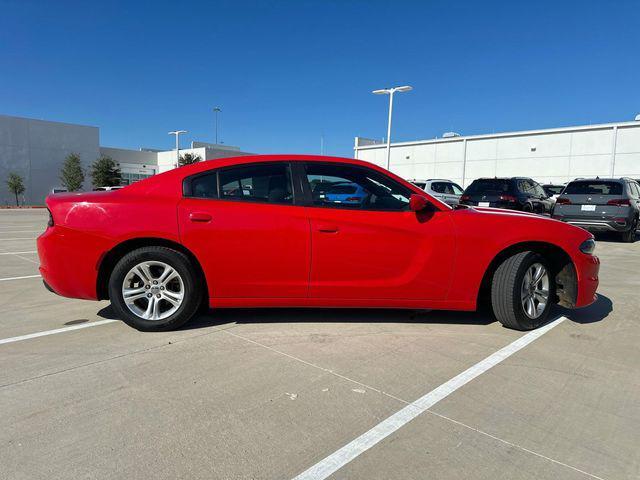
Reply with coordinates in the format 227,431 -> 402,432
552,178 -> 640,242
408,179 -> 463,206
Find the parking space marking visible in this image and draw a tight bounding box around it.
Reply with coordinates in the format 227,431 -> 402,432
0,274 -> 41,282
0,237 -> 38,241
0,251 -> 37,255
0,230 -> 42,234
292,317 -> 566,480
0,320 -> 117,346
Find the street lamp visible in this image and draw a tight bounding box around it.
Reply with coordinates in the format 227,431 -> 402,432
372,85 -> 412,170
213,107 -> 222,144
168,130 -> 187,168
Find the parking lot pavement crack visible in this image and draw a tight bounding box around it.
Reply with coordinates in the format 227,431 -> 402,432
0,324 -> 241,390
220,328 -> 410,406
425,409 -> 607,480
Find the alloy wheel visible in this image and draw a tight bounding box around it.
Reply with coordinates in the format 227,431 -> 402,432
520,262 -> 549,319
121,261 -> 184,321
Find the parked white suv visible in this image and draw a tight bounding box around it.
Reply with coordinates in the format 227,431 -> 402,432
408,179 -> 464,206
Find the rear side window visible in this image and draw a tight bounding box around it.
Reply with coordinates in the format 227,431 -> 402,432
219,163 -> 293,204
564,181 -> 623,195
465,179 -> 512,195
190,173 -> 218,199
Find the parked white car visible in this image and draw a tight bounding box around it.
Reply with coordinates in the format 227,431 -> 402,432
408,179 -> 464,206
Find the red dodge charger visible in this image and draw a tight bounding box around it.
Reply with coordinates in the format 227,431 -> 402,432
37,155 -> 599,331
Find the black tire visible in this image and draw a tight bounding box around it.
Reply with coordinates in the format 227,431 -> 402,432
490,251 -> 555,330
620,217 -> 637,243
108,246 -> 202,331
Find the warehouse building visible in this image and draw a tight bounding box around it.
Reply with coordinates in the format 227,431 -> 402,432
0,114 -> 250,205
354,119 -> 640,187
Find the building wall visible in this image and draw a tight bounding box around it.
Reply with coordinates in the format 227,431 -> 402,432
99,147 -> 157,184
0,114 -> 99,205
355,121 -> 640,187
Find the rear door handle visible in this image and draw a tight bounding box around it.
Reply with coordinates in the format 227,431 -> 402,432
189,212 -> 212,223
317,224 -> 339,233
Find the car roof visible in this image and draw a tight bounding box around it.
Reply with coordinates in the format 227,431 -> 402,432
568,178 -> 625,183
120,154 -> 451,212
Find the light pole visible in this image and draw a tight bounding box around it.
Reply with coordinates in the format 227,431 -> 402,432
168,130 -> 187,168
372,85 -> 412,170
213,107 -> 221,144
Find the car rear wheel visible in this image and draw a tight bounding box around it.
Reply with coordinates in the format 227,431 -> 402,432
108,246 -> 202,331
490,251 -> 555,330
620,217 -> 638,243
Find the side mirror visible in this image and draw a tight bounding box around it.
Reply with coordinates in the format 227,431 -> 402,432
409,194 -> 429,212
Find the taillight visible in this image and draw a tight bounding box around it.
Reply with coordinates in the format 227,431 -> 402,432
460,195 -> 470,202
47,208 -> 54,227
555,197 -> 571,205
607,198 -> 630,206
499,194 -> 516,202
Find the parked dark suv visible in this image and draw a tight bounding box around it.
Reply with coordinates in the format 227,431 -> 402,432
551,178 -> 640,242
460,177 -> 553,214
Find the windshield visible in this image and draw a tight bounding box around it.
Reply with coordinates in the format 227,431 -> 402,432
563,181 -> 622,195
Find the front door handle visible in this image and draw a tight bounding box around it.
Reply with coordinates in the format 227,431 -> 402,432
189,212 -> 212,223
317,224 -> 339,233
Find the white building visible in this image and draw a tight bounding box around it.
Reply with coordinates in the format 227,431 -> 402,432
0,114 -> 251,205
354,119 -> 640,187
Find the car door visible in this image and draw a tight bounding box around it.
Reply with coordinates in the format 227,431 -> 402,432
178,162 -> 311,299
301,162 -> 455,301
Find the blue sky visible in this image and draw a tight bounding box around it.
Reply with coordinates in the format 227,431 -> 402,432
1,0 -> 639,157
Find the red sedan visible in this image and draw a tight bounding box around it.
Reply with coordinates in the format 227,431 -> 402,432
37,155 -> 599,331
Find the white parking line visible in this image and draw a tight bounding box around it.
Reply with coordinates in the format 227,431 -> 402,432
0,320 -> 118,346
292,317 -> 566,480
0,251 -> 37,255
0,274 -> 41,282
0,237 -> 37,241
0,230 -> 42,234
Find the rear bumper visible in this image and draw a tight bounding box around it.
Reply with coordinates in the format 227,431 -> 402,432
552,216 -> 632,232
37,226 -> 106,300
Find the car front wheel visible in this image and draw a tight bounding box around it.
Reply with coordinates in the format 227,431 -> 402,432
108,246 -> 202,331
490,251 -> 555,330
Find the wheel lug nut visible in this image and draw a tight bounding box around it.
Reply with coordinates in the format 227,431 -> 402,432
153,280 -> 158,285
160,286 -> 164,290
145,285 -> 150,289
147,293 -> 152,298
156,294 -> 161,298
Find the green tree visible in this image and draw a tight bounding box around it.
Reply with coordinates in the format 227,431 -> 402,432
90,155 -> 121,188
60,153 -> 85,191
7,172 -> 25,206
179,152 -> 202,167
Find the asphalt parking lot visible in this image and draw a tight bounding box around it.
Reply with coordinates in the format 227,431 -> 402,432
0,209 -> 638,480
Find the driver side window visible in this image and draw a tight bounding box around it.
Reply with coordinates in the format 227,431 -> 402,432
304,163 -> 411,211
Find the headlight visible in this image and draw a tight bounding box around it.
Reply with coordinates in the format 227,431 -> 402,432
47,208 -> 54,227
579,238 -> 596,255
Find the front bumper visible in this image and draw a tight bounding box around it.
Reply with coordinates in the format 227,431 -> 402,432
573,253 -> 600,308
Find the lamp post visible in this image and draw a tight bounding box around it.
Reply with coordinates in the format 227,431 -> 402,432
213,107 -> 221,144
372,85 -> 412,170
168,130 -> 187,168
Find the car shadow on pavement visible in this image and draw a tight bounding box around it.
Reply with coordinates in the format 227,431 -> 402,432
97,295 -> 611,331
555,294 -> 613,325
181,307 -> 497,331
593,231 -> 638,243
